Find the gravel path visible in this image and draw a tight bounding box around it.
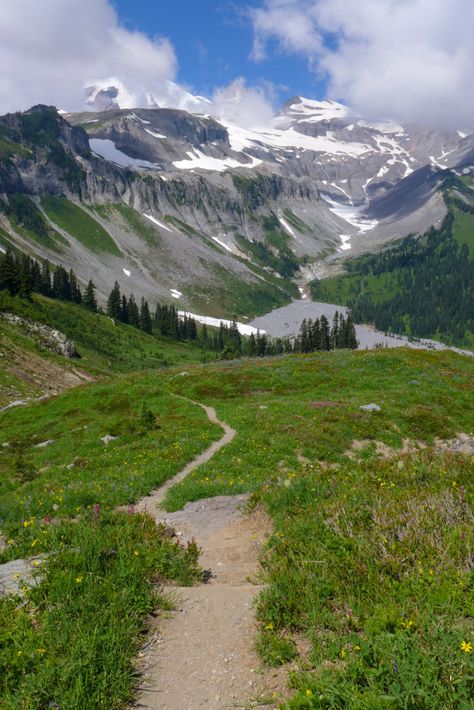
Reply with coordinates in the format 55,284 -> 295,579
133,398 -> 281,710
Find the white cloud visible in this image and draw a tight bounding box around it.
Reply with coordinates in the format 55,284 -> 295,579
249,0 -> 474,128
0,0 -> 276,129
211,78 -> 275,128
0,0 -> 177,113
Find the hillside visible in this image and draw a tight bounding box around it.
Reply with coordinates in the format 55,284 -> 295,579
1,346 -> 473,707
310,180 -> 474,348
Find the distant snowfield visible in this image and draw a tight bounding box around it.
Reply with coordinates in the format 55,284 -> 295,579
90,139 -> 157,169
173,149 -> 262,172
321,194 -> 379,234
178,311 -> 262,336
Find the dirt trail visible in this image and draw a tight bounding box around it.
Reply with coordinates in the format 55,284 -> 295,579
133,399 -> 281,710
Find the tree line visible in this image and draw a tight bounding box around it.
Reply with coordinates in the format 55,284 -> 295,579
0,248 -> 98,311
0,248 -> 359,358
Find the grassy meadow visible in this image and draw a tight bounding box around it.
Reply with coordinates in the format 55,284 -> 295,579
1,346 -> 473,708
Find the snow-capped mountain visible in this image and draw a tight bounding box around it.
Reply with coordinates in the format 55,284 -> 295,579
1,94 -> 472,319
69,91 -> 474,256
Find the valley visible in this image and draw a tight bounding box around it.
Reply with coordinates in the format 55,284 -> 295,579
1,87 -> 473,710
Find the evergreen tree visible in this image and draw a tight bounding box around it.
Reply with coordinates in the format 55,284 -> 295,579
107,281 -> 122,320
83,280 -> 97,312
0,248 -> 19,295
320,315 -> 330,351
120,294 -> 129,323
40,260 -> 51,296
139,297 -> 152,333
128,295 -> 139,327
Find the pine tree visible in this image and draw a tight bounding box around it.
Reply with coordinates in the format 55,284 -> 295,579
120,294 -> 129,323
40,260 -> 51,296
107,281 -> 122,320
0,248 -> 19,295
128,295 -> 139,327
320,315 -> 330,351
139,297 -> 152,333
83,280 -> 97,312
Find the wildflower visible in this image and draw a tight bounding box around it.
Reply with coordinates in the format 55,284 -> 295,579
36,648 -> 46,655
305,689 -> 313,697
92,503 -> 101,519
354,645 -> 361,652
31,539 -> 38,547
265,622 -> 273,630
75,576 -> 83,584
340,649 -> 347,658
17,651 -> 22,656
460,641 -> 472,654
133,550 -> 140,556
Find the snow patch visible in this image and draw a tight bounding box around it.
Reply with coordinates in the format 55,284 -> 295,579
339,234 -> 352,252
277,215 -> 296,238
173,149 -> 262,172
143,213 -> 173,232
122,268 -> 131,277
145,128 -> 167,139
212,236 -> 233,253
90,139 -> 157,169
170,289 -> 182,299
178,311 -> 262,336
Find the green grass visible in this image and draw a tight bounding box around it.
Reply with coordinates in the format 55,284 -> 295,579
0,512 -> 202,709
311,272 -> 399,308
258,452 -> 474,708
0,293 -> 207,375
283,209 -> 311,234
0,375 -> 220,556
94,203 -> 162,247
41,196 -> 121,256
164,215 -> 201,237
161,349 -> 473,510
453,207 -> 474,258
0,195 -> 65,252
2,340 -> 473,707
0,375 -> 220,708
157,348 -> 474,707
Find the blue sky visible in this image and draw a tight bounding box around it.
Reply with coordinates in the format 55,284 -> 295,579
112,0 -> 327,106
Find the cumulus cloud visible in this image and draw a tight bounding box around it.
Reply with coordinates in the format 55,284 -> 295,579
0,0 -> 276,128
0,0 -> 177,113
249,0 -> 474,128
211,78 -> 276,127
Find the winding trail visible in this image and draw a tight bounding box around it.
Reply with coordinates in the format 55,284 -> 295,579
136,398 -> 236,514
133,397 -> 281,710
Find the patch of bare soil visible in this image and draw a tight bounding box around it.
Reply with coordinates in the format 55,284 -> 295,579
0,334 -> 94,408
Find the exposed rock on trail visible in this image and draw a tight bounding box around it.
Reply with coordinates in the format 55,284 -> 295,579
133,401 -> 281,710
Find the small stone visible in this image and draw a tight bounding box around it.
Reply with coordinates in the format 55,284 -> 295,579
66,463 -> 74,470
360,403 -> 381,412
259,405 -> 268,410
408,380 -> 421,385
35,439 -> 54,448
101,434 -> 118,445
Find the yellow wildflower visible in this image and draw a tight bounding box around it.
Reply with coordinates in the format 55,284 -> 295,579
305,689 -> 313,697
340,649 -> 347,658
133,550 -> 140,556
265,622 -> 274,630
354,645 -> 361,652
460,641 -> 472,654
75,576 -> 83,584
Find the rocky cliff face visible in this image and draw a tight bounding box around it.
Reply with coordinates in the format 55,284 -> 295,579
0,100 -> 472,318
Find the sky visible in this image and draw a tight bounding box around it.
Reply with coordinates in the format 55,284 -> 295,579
0,0 -> 473,129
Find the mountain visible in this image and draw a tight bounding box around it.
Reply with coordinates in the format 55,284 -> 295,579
0,96 -> 473,319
